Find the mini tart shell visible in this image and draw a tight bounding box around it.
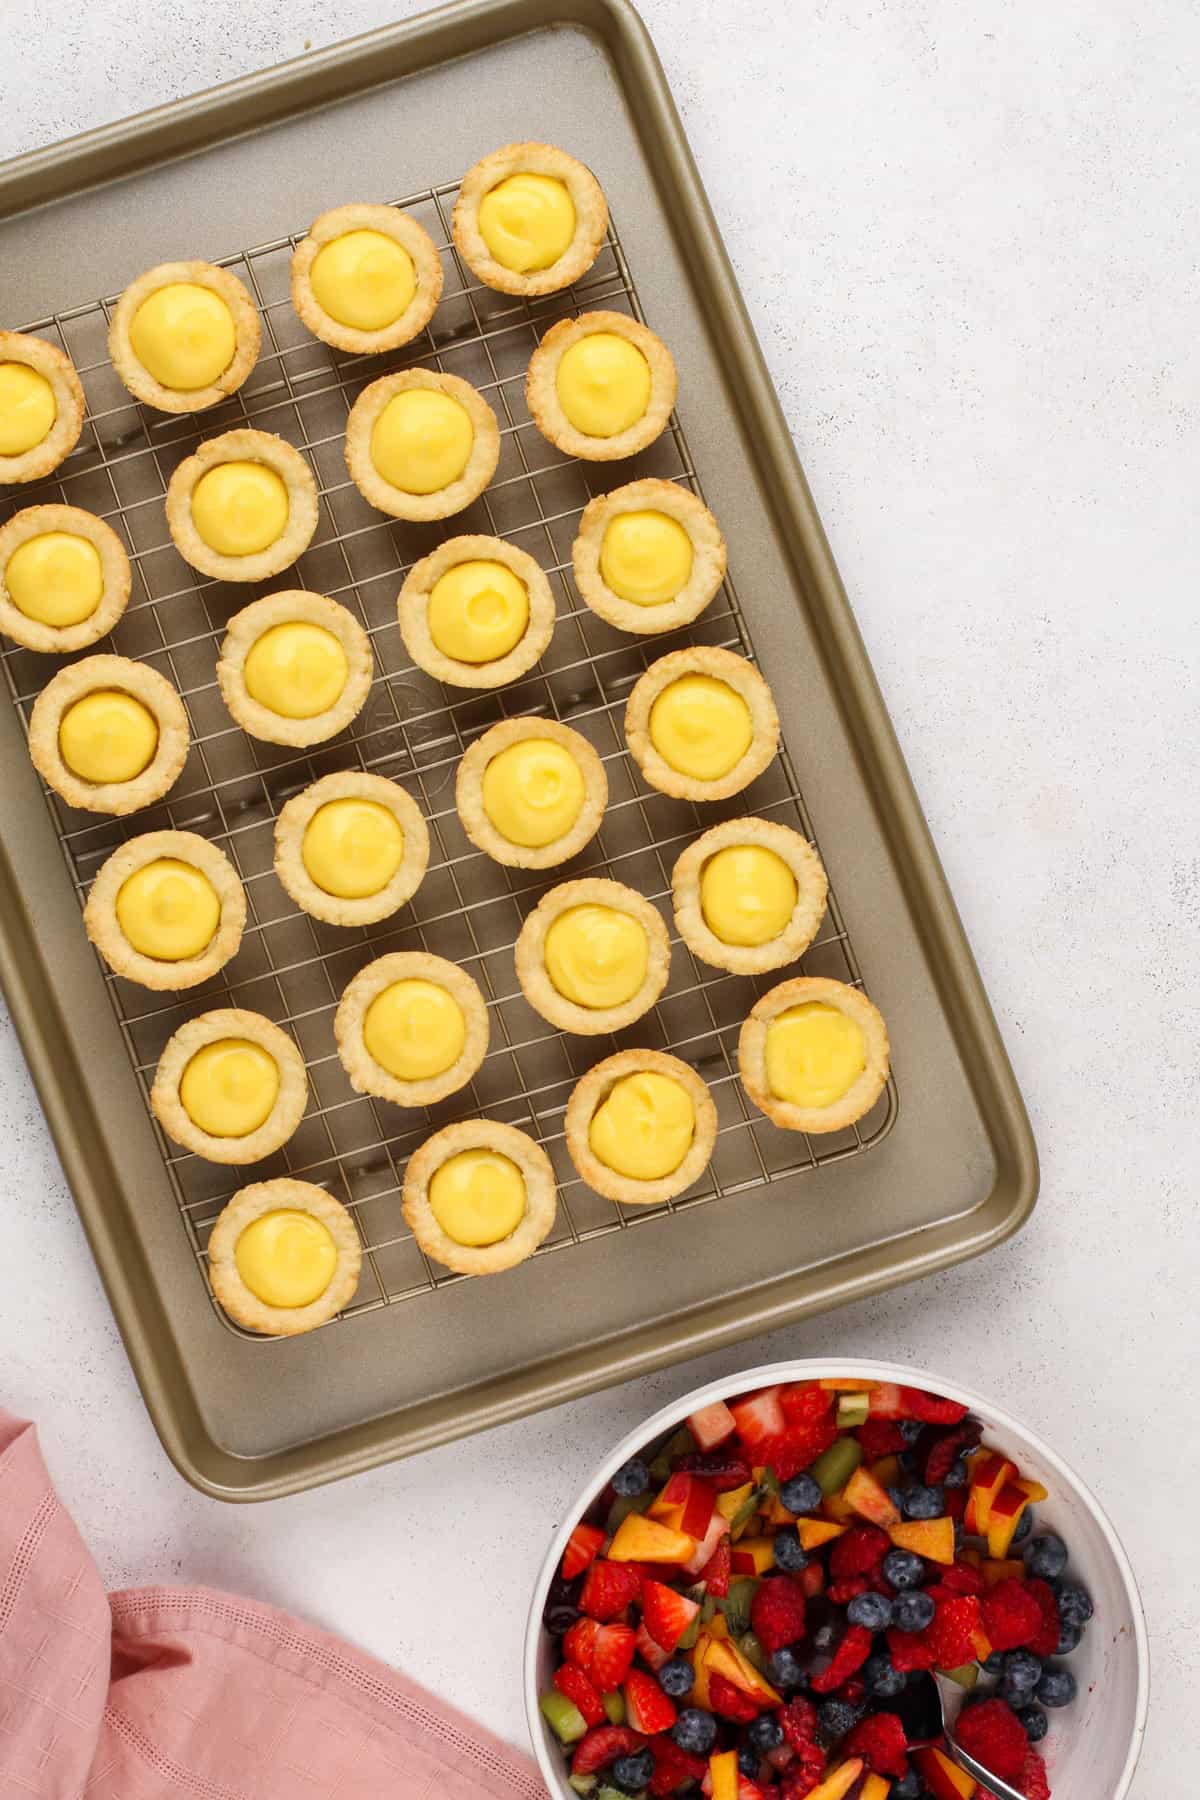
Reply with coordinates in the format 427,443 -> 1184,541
27,654 -> 190,816
274,770 -> 429,926
108,260 -> 260,414
738,975 -> 890,1135
672,817 -> 829,975
344,368 -> 500,523
207,1178 -> 361,1335
334,950 -> 489,1108
217,590 -> 373,748
152,1008 -> 309,1166
625,644 -> 780,802
402,1118 -> 556,1277
0,504 -> 131,654
526,310 -> 676,462
514,877 -> 670,1036
397,533 -> 555,690
452,142 -> 608,298
165,429 -> 318,583
573,479 -> 727,636
0,331 -> 86,484
290,203 -> 444,355
564,1048 -> 718,1207
83,828 -> 246,991
455,715 -> 608,870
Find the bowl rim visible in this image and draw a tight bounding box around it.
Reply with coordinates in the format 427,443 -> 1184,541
523,1356 -> 1150,1800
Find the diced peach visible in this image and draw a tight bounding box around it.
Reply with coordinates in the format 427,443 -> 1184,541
607,1513 -> 696,1564
819,1378 -> 878,1392
844,1466 -> 902,1527
649,1472 -> 691,1527
869,1455 -> 902,1489
982,1557 -> 1027,1586
1016,1476 -> 1049,1504
688,1400 -> 737,1450
710,1750 -> 739,1800
689,1632 -> 715,1709
986,1481 -> 1033,1558
705,1638 -> 781,1705
708,1613 -> 729,1640
797,1518 -> 847,1551
822,1490 -> 857,1523
805,1760 -> 865,1800
912,1748 -> 977,1800
966,1453 -> 1015,1533
716,1482 -> 756,1523
959,1547 -> 982,1568
860,1777 -> 892,1800
888,1517 -> 956,1565
730,1535 -> 776,1576
764,1495 -> 798,1527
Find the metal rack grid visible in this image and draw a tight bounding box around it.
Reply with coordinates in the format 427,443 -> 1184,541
1,176 -> 898,1338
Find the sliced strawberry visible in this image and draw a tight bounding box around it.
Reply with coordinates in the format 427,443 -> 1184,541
580,1559 -> 642,1621
729,1386 -> 786,1447
886,1626 -> 936,1672
649,1734 -> 708,1795
865,1382 -> 909,1421
709,1672 -> 761,1721
899,1386 -> 969,1425
625,1666 -> 678,1735
779,1382 -> 834,1425
698,1534 -> 732,1598
643,1579 -> 700,1653
555,1663 -> 607,1726
809,1625 -> 872,1693
563,1521 -> 607,1580
682,1479 -> 716,1540
844,1712 -> 908,1780
571,1724 -> 646,1776
563,1617 -> 600,1671
688,1400 -> 737,1450
591,1623 -> 637,1691
636,1620 -> 670,1672
754,1415 -> 839,1481
925,1596 -> 983,1670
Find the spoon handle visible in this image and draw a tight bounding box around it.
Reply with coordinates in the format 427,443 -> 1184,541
942,1736 -> 1029,1800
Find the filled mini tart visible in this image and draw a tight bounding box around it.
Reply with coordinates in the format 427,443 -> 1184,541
738,974 -> 890,1134
452,142 -> 608,298
564,1047 -> 717,1207
274,770 -> 429,926
344,368 -> 500,522
334,950 -> 489,1108
397,533 -> 555,689
151,1006 -> 308,1165
515,876 -> 670,1036
672,816 -> 828,975
206,1177 -> 361,1336
83,828 -> 246,991
572,478 -> 726,635
216,589 -> 373,747
402,1118 -> 557,1277
165,428 -> 318,583
108,260 -> 260,414
456,715 -> 607,869
625,645 -> 779,802
0,504 -> 131,654
290,202 -> 444,354
526,310 -> 676,462
28,653 -> 190,816
0,331 -> 86,485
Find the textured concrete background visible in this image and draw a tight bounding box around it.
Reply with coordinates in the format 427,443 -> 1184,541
1,2 -> 1196,1789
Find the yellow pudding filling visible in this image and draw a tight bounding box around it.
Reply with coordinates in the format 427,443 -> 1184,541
481,739 -> 585,848
115,858 -> 220,961
427,560 -> 529,664
234,1208 -> 337,1308
649,674 -> 752,781
765,1002 -> 867,1110
701,845 -> 797,947
309,230 -> 416,331
544,904 -> 648,1009
363,979 -> 466,1082
0,363 -> 56,456
370,390 -> 474,495
128,283 -> 237,391
191,461 -> 289,557
243,622 -> 348,720
301,798 -> 403,898
428,1148 -> 525,1246
600,511 -> 693,605
555,333 -> 651,438
58,690 -> 159,785
589,1070 -> 695,1181
477,174 -> 577,274
5,532 -> 103,628
179,1038 -> 280,1138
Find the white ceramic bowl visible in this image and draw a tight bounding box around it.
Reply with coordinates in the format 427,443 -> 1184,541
525,1359 -> 1149,1800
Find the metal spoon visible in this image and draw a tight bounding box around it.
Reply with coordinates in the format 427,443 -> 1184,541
930,1668 -> 1028,1800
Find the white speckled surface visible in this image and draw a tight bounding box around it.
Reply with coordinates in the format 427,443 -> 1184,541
1,2 -> 1194,1789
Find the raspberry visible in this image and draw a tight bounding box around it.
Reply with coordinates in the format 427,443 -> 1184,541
981,1580 -> 1043,1653
780,1740 -> 827,1800
709,1673 -> 761,1722
955,1699 -> 1028,1784
751,1577 -> 808,1653
830,1525 -> 890,1580
757,1416 -> 839,1481
778,1697 -> 819,1751
887,1626 -> 936,1672
826,1577 -> 869,1605
856,1418 -> 910,1460
1019,1747 -> 1052,1800
1022,1578 -> 1062,1659
925,1596 -> 983,1670
554,1664 -> 607,1725
809,1624 -> 872,1693
845,1711 -> 909,1779
923,1417 -> 984,1484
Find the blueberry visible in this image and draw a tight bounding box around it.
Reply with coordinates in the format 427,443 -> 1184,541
1013,1507 -> 1035,1545
543,1602 -> 580,1635
847,1591 -> 894,1631
1001,1650 -> 1043,1696
1023,1534 -> 1069,1580
893,1589 -> 936,1634
888,1486 -> 906,1516
748,1715 -> 785,1752
658,1657 -> 694,1698
769,1645 -> 806,1691
899,1420 -> 924,1444
772,1527 -> 809,1572
943,1458 -> 968,1489
612,1458 -> 650,1497
897,1450 -> 918,1473
882,1549 -> 925,1590
1036,1665 -> 1077,1709
1055,1621 -> 1082,1657
864,1653 -> 907,1698
817,1699 -> 864,1740
672,1710 -> 717,1756
738,1746 -> 760,1780
902,1484 -> 945,1520
893,1773 -> 922,1800
613,1750 -> 655,1792
1018,1705 -> 1049,1743
780,1472 -> 823,1514
953,1521 -> 966,1553
1055,1582 -> 1094,1630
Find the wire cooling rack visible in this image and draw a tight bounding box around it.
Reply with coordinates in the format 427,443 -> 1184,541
0,177 -> 897,1336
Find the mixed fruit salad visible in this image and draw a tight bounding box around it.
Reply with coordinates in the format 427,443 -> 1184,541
539,1379 -> 1095,1800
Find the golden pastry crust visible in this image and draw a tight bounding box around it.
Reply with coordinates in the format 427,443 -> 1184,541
625,645 -> 780,802
334,950 -> 489,1108
344,368 -> 500,523
564,1048 -> 718,1207
0,504 -> 131,654
83,828 -> 246,991
0,331 -> 86,484
108,260 -> 260,414
572,479 -> 727,635
165,429 -> 318,583
402,1119 -> 557,1276
216,589 -> 373,747
151,1008 -> 309,1166
290,202 -> 444,354
455,715 -> 608,870
452,141 -> 608,297
274,770 -> 429,926
526,310 -> 676,462
397,533 -> 556,690
738,975 -> 890,1135
671,817 -> 829,975
514,877 -> 670,1036
27,654 -> 190,816
207,1178 -> 361,1336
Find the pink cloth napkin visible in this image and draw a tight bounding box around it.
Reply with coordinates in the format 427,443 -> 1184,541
0,1409 -> 550,1800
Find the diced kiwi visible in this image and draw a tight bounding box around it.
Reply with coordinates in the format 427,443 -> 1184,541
811,1437 -> 864,1496
606,1490 -> 653,1533
836,1393 -> 870,1428
677,1613 -> 701,1651
718,1575 -> 759,1637
700,1594 -> 717,1625
737,1631 -> 769,1675
602,1689 -> 626,1725
942,1663 -> 980,1689
597,1784 -> 635,1800
730,1489 -> 763,1534
540,1691 -> 588,1744
570,1778 -> 598,1796
758,1466 -> 781,1499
